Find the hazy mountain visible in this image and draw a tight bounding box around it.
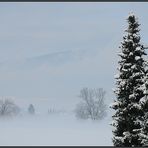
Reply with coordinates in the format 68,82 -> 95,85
0,48 -> 99,71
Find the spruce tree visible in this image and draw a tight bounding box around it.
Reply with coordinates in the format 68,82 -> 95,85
139,71 -> 148,146
111,13 -> 147,146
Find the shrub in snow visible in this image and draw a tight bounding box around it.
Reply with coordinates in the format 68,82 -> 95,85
28,104 -> 35,115
0,98 -> 20,117
47,108 -> 65,115
110,13 -> 148,146
75,88 -> 107,120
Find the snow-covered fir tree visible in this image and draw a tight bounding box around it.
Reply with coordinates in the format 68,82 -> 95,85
111,13 -> 148,146
139,70 -> 148,146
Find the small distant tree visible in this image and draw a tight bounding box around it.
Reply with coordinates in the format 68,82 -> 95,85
28,104 -> 35,115
0,98 -> 20,117
75,88 -> 107,120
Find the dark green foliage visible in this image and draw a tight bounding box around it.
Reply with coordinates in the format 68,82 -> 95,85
111,14 -> 147,146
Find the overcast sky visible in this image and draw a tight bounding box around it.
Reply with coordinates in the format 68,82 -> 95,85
0,2 -> 148,106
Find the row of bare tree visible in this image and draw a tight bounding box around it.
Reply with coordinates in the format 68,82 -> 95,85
0,88 -> 107,120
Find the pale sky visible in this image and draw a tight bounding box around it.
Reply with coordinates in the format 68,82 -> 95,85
0,2 -> 148,105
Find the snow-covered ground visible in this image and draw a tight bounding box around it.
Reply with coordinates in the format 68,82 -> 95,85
0,112 -> 113,146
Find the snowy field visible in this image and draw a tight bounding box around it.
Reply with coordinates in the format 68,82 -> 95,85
0,112 -> 112,146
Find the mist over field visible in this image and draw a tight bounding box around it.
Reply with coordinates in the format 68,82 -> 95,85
0,2 -> 148,146
0,112 -> 112,146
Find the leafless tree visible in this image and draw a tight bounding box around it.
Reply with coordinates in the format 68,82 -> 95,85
0,98 -> 20,117
75,102 -> 89,119
75,88 -> 107,120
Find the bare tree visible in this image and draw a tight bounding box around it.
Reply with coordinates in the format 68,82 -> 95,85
75,88 -> 107,120
0,98 -> 20,117
75,102 -> 89,119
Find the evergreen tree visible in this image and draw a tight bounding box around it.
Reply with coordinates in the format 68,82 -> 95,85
139,72 -> 148,146
28,104 -> 35,115
111,13 -> 147,146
